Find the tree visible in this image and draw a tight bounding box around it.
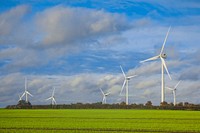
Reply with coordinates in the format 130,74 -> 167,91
17,100 -> 32,109
145,101 -> 153,106
120,101 -> 126,105
177,102 -> 183,107
160,101 -> 168,106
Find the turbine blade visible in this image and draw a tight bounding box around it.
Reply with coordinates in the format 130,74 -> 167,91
166,87 -> 173,91
120,80 -> 126,94
140,55 -> 159,63
160,26 -> 171,55
18,94 -> 22,101
127,75 -> 137,79
160,57 -> 172,80
174,80 -> 181,89
99,88 -> 104,95
46,97 -> 52,101
105,92 -> 111,95
52,87 -> 55,96
26,91 -> 33,97
25,77 -> 27,91
120,65 -> 126,78
21,92 -> 25,98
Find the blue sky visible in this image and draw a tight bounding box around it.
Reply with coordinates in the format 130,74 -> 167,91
0,0 -> 200,107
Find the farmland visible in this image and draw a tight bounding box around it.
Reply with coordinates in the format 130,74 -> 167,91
0,109 -> 200,133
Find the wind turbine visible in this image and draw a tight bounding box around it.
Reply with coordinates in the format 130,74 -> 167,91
120,65 -> 137,105
100,88 -> 110,104
46,87 -> 57,105
21,77 -> 33,103
140,27 -> 172,103
166,80 -> 181,106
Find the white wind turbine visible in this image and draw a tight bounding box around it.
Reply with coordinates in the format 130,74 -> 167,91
21,77 -> 33,103
100,88 -> 110,104
120,65 -> 137,105
140,27 -> 172,103
46,87 -> 57,105
166,80 -> 181,106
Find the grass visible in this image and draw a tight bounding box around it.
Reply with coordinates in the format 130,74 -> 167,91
0,109 -> 200,132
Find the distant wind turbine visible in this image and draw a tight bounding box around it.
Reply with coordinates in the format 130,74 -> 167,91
120,65 -> 137,105
21,77 -> 33,103
100,88 -> 110,104
46,87 -> 57,105
166,80 -> 181,106
140,26 -> 172,103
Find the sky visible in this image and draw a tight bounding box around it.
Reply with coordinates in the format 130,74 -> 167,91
0,0 -> 200,107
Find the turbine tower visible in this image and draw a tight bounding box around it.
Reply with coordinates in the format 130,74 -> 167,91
166,80 -> 181,106
120,65 -> 137,105
46,87 -> 57,105
140,27 -> 172,103
21,77 -> 33,103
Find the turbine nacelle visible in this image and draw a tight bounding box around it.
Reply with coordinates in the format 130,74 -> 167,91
105,93 -> 110,96
126,77 -> 131,80
160,53 -> 167,59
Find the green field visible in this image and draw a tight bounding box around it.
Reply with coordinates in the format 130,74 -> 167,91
0,109 -> 200,133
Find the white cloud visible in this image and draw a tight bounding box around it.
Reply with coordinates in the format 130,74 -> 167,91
35,6 -> 129,46
0,47 -> 22,59
0,5 -> 29,36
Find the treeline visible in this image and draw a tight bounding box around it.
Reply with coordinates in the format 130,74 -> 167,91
5,100 -> 200,110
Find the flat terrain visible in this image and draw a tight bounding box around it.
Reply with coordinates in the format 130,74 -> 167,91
0,109 -> 200,133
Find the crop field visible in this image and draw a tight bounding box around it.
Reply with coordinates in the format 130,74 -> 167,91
0,109 -> 200,133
